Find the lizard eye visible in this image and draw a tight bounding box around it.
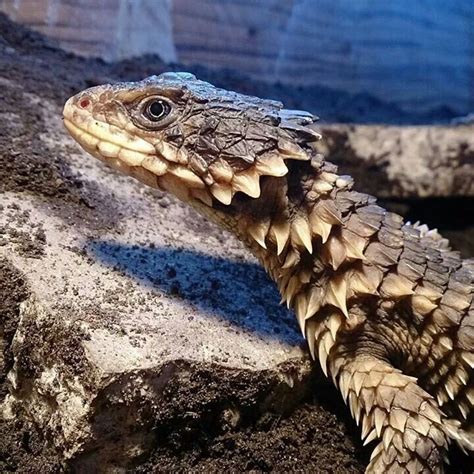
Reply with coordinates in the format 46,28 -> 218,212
130,95 -> 176,130
143,99 -> 171,122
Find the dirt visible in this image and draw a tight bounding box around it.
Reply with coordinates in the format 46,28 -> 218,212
131,368 -> 366,473
0,12 -> 472,473
0,259 -> 29,400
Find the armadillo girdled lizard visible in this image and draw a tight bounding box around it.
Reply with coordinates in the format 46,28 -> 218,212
63,73 -> 473,472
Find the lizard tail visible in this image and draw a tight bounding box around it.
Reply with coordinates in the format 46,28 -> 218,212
329,355 -> 450,473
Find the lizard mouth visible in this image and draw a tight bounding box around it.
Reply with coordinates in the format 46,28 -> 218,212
63,110 -> 213,206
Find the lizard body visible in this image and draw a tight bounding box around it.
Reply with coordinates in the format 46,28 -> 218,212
63,73 -> 473,472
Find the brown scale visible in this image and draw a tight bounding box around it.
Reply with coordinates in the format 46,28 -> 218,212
65,75 -> 473,472
403,239 -> 472,414
155,152 -> 474,470
281,179 -> 472,469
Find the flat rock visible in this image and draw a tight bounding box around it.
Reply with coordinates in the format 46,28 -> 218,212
0,90 -> 308,467
317,124 -> 474,198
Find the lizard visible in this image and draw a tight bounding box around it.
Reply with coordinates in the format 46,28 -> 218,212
63,72 -> 473,473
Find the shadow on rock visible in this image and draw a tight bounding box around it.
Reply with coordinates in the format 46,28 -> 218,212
89,240 -> 302,345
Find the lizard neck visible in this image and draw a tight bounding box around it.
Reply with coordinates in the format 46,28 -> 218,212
189,152 -> 424,377
197,154 -> 408,349
228,157 -> 368,331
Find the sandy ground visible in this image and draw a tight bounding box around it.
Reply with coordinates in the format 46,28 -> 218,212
0,13 -> 472,473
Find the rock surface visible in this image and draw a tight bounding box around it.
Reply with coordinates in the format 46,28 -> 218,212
0,83 -> 317,468
317,124 -> 474,198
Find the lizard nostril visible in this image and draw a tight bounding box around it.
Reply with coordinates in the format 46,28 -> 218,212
79,98 -> 91,109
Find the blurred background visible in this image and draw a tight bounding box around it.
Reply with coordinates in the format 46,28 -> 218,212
2,0 -> 473,120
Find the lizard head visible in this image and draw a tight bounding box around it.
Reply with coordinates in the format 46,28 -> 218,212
63,72 -> 322,234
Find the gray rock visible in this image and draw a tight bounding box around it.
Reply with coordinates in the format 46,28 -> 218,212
0,95 -> 308,467
317,124 -> 474,198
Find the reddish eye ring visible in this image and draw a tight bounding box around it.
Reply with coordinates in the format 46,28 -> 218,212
79,98 -> 90,108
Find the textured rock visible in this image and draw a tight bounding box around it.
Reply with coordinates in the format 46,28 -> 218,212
0,92 -> 309,467
317,124 -> 474,198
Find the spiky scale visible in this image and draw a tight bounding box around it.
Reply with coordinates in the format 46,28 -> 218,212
209,159 -> 234,182
369,441 -> 384,460
439,336 -> 453,351
305,319 -> 317,359
256,154 -> 289,177
380,273 -> 415,299
210,182 -> 233,204
420,401 -> 442,425
232,169 -> 261,198
351,371 -> 367,397
277,138 -> 308,159
444,379 -> 456,400
360,264 -> 384,292
295,293 -> 308,335
322,235 -> 347,270
339,371 -> 351,402
336,175 -> 353,189
414,414 -> 432,437
374,407 -> 386,437
340,228 -> 367,260
459,402 -> 469,420
348,390 -> 358,420
282,249 -> 300,269
284,275 -> 302,307
325,275 -> 349,318
415,284 -> 443,303
320,171 -> 338,184
291,216 -> 313,253
362,388 -> 376,414
170,165 -> 206,188
318,337 -> 329,376
270,221 -> 290,255
327,312 -> 343,341
363,428 -> 378,446
383,426 -> 396,451
389,409 -> 408,432
305,286 -> 323,319
465,387 -> 474,404
309,212 -> 332,243
247,220 -> 270,249
350,269 -> 378,296
411,295 -> 438,315
361,413 -> 373,440
313,179 -> 333,194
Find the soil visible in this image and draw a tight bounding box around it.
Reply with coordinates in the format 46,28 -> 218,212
132,370 -> 365,473
0,12 -> 472,473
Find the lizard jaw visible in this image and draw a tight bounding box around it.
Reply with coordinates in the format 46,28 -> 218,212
63,102 -> 212,206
